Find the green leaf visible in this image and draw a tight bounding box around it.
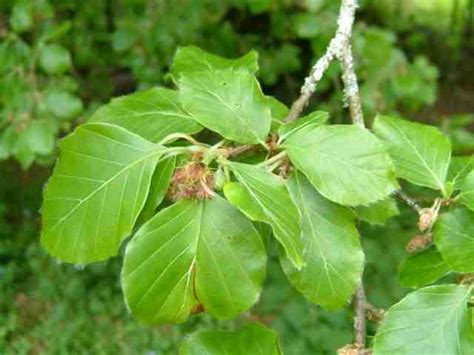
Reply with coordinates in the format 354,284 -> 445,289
41,123 -> 162,264
39,44 -> 72,74
0,132 -> 9,160
373,285 -> 474,354
180,322 -> 282,355
121,196 -> 266,324
12,133 -> 35,170
284,124 -> 398,206
10,1 -> 33,33
354,197 -> 399,226
45,91 -> 83,120
171,46 -> 258,77
89,88 -> 202,142
459,171 -> 474,212
398,247 -> 450,289
24,119 -> 56,155
112,28 -> 137,52
179,69 -> 271,144
293,13 -> 320,38
246,0 -> 273,15
283,171 -> 364,310
373,115 -> 451,193
224,162 -> 304,269
447,156 -> 474,190
136,157 -> 175,226
278,111 -> 329,141
434,208 -> 474,272
267,96 -> 289,121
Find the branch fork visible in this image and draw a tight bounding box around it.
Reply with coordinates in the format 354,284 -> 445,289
286,0 -> 363,126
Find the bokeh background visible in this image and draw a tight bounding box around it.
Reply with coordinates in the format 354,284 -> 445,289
0,0 -> 473,353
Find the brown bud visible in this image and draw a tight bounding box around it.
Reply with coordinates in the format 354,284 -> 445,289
190,304 -> 205,315
405,234 -> 433,253
417,208 -> 435,232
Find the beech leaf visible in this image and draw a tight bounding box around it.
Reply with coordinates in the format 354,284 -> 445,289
171,46 -> 259,77
398,247 -> 450,289
459,170 -> 474,212
284,124 -> 398,206
180,322 -> 282,355
89,87 -> 202,142
283,171 -> 364,310
434,208 -> 474,272
224,162 -> 304,269
373,285 -> 474,354
373,115 -> 451,194
41,123 -> 163,264
354,197 -> 399,226
179,69 -> 271,144
121,196 -> 266,324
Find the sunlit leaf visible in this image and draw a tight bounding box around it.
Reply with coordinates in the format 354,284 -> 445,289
278,111 -> 328,141
373,115 -> 451,194
284,124 -> 398,206
171,46 -> 258,77
373,285 -> 474,354
41,123 -> 162,263
179,69 -> 271,144
89,87 -> 202,142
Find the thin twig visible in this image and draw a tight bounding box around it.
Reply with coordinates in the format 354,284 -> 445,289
226,144 -> 254,158
339,47 -> 364,126
395,190 -> 422,212
354,281 -> 366,351
286,0 -> 360,123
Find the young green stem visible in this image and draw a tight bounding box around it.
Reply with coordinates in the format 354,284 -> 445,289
158,132 -> 203,146
257,151 -> 287,167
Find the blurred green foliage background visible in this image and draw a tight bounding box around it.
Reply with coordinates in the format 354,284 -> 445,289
0,0 -> 473,353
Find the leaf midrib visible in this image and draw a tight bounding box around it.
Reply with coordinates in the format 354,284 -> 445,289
389,121 -> 446,192
44,149 -> 162,237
